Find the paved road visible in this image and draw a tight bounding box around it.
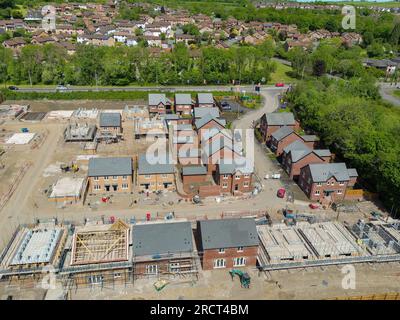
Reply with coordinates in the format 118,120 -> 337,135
379,82 -> 400,106
14,85 -> 289,93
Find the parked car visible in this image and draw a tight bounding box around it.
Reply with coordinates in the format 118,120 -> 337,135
8,86 -> 18,90
220,101 -> 231,110
277,188 -> 286,198
275,82 -> 285,87
56,85 -> 68,92
309,203 -> 319,209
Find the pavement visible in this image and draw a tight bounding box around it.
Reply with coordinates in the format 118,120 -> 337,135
378,82 -> 400,106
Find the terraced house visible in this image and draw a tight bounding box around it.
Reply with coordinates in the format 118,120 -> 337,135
88,157 -> 133,194
137,154 -> 175,192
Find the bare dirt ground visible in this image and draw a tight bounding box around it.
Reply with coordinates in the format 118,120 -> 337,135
4,100 -> 147,112
2,262 -> 398,300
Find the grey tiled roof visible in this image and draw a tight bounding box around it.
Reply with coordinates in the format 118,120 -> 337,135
197,218 -> 259,250
271,126 -> 294,141
195,114 -> 226,130
137,154 -> 175,175
266,112 -> 295,126
301,135 -> 319,142
175,93 -> 192,105
314,149 -> 331,158
197,93 -> 214,104
182,166 -> 207,176
218,157 -> 254,174
283,140 -> 310,155
308,163 -> 350,183
88,157 -> 132,177
132,222 -> 193,257
194,107 -> 220,119
347,168 -> 358,177
99,112 -> 121,127
149,93 -> 169,106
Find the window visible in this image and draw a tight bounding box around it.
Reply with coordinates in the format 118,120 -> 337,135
315,190 -> 320,195
244,174 -> 250,178
222,183 -> 228,189
113,176 -> 118,180
88,275 -> 103,284
93,176 -> 99,181
104,176 -> 109,181
337,190 -> 343,194
122,183 -> 129,189
237,247 -> 244,252
218,248 -> 225,254
94,185 -> 101,191
223,174 -> 229,179
339,181 -> 344,186
235,175 -> 240,180
145,175 -> 151,179
145,265 -> 158,275
214,258 -> 226,268
161,174 -> 167,178
114,273 -> 122,279
233,257 -> 246,267
122,175 -> 127,180
244,182 -> 249,187
326,181 -> 330,186
317,182 -> 322,186
169,263 -> 180,273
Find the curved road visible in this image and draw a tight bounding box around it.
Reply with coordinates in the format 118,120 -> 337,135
379,82 -> 400,107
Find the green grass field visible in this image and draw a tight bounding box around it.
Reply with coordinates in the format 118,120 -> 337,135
393,90 -> 400,98
268,61 -> 296,85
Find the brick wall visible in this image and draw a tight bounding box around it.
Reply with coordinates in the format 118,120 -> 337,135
88,175 -> 132,194
201,246 -> 258,270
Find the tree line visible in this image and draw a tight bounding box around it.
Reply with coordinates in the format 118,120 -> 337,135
287,78 -> 400,212
0,41 -> 276,86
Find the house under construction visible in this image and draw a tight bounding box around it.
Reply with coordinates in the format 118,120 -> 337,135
132,220 -> 199,281
0,220 -> 67,286
59,219 -> 132,290
64,123 -> 97,142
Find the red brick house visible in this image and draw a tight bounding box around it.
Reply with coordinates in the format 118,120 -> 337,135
281,140 -> 331,180
132,221 -> 198,279
172,124 -> 197,152
298,163 -> 358,202
201,137 -> 242,173
259,112 -> 299,143
148,93 -> 172,114
215,158 -> 254,195
197,218 -> 259,270
174,93 -> 193,116
195,114 -> 226,132
270,126 -> 318,157
182,166 -> 208,192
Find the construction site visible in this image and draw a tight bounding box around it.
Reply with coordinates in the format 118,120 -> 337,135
258,219 -> 400,271
0,219 -> 68,285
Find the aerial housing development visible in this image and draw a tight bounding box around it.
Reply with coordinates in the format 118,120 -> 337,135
0,0 -> 399,304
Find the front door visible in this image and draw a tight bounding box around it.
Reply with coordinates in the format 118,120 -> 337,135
234,184 -> 239,191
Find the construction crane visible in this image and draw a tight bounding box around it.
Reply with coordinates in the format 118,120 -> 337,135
229,269 -> 251,289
